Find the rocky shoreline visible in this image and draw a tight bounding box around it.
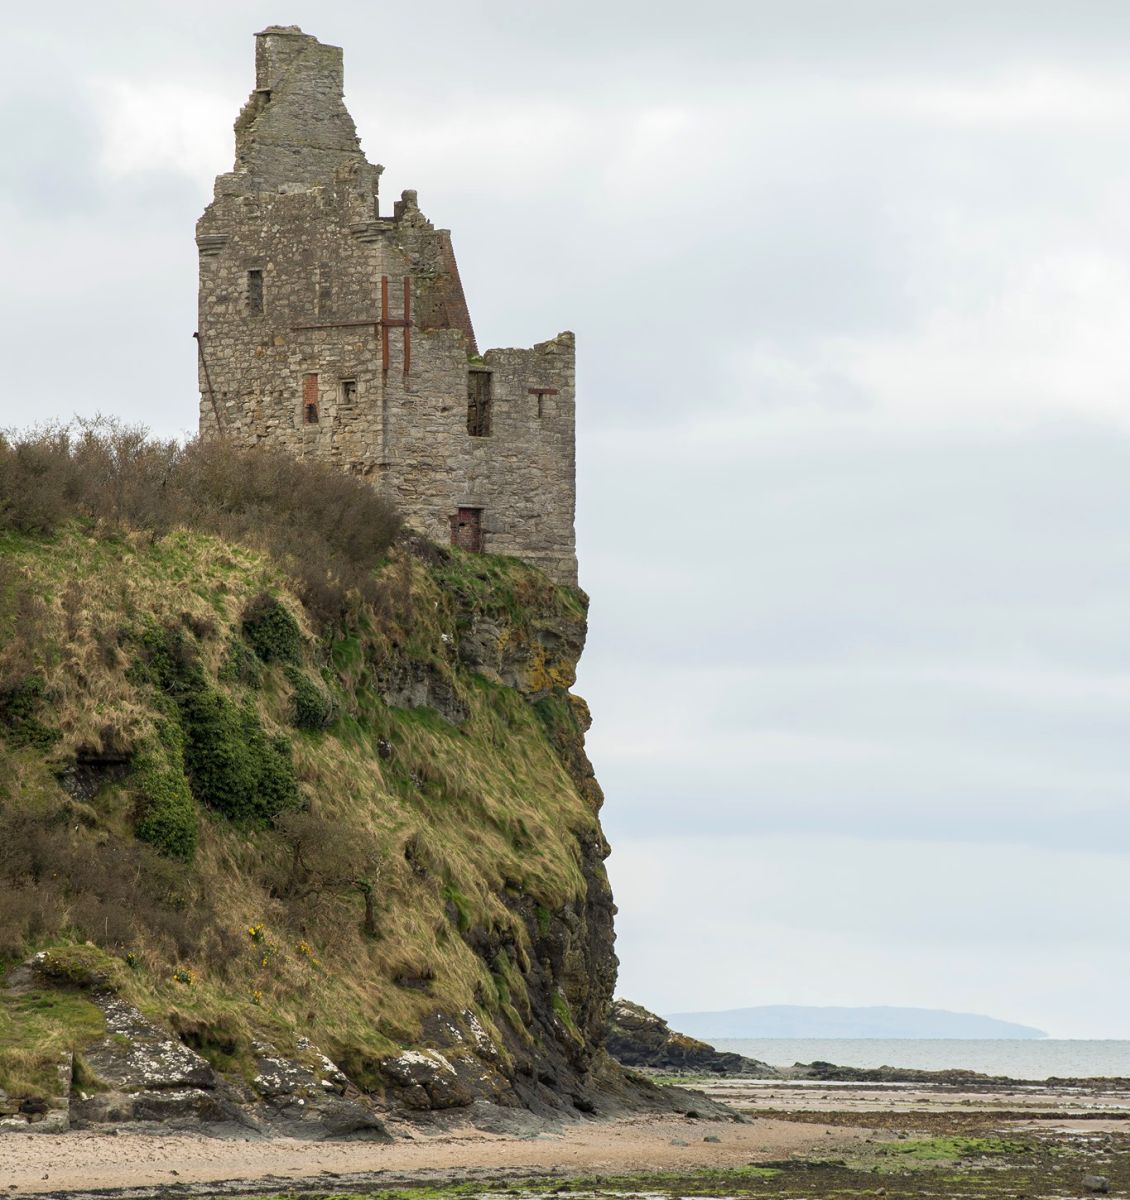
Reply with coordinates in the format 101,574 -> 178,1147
604,1000 -> 1130,1093
8,975 -> 1112,1142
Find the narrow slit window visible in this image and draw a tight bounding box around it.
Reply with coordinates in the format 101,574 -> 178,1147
467,371 -> 492,437
247,269 -> 264,315
303,373 -> 319,424
341,379 -> 358,405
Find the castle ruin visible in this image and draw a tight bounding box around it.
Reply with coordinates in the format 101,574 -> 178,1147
195,27 -> 577,585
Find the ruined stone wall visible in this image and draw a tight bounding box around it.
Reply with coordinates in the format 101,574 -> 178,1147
196,26 -> 578,586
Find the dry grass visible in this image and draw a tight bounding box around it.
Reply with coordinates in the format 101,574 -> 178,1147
0,988 -> 105,1101
0,419 -> 401,628
0,516 -> 596,1089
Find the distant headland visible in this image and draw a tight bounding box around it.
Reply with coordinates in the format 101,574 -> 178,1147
664,1005 -> 1048,1040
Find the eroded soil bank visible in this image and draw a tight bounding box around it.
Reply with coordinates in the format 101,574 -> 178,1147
4,1075 -> 1130,1198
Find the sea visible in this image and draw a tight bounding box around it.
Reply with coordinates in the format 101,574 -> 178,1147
714,1037 -> 1130,1079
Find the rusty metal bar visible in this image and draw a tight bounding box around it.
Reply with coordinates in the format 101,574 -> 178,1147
291,320 -> 380,333
381,275 -> 390,373
193,331 -> 224,434
403,275 -> 411,375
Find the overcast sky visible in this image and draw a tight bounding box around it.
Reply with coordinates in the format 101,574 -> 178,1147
4,1 -> 1130,1038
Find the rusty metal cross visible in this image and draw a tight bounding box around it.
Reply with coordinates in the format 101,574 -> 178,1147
380,275 -> 411,375
289,275 -> 412,375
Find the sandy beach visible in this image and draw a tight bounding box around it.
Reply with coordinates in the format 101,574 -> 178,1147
0,1111 -> 846,1195
4,1078 -> 1130,1198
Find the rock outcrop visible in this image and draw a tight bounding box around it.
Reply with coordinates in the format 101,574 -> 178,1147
607,1000 -> 778,1077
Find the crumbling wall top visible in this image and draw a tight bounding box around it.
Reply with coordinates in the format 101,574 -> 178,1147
228,27 -> 372,194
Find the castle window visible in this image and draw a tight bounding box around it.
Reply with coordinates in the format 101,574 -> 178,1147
303,373 -> 319,424
451,507 -> 483,553
247,269 -> 264,315
467,370 -> 492,437
341,379 -> 358,405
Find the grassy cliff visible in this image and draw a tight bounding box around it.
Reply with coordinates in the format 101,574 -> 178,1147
0,427 -> 617,1119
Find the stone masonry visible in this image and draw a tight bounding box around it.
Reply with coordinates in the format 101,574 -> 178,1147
196,26 -> 577,585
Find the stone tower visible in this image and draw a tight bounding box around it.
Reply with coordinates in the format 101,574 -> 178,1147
195,26 -> 577,585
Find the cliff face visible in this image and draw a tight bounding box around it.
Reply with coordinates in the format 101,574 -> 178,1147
0,526 -> 622,1131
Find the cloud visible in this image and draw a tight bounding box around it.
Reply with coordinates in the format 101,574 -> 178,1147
909,70 -> 1130,127
4,0 -> 1130,1033
92,78 -> 231,191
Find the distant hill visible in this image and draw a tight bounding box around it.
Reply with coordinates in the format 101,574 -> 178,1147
663,1006 -> 1047,1040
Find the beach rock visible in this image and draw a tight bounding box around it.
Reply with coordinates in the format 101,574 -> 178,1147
247,1040 -> 389,1139
380,1049 -> 474,1110
262,1092 -> 389,1139
69,1086 -> 246,1130
607,999 -> 778,1077
69,997 -> 252,1131
84,997 -> 216,1091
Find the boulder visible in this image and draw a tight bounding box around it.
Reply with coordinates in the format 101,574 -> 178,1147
247,1040 -> 388,1140
84,997 -> 216,1091
380,1049 -> 474,1110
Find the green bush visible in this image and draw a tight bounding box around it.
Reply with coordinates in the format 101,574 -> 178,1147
0,676 -> 59,749
285,666 -> 335,730
248,723 -> 300,820
178,689 -> 298,824
441,883 -> 472,933
134,623 -> 298,826
133,732 -> 199,862
217,635 -> 263,688
242,593 -> 302,665
132,624 -> 199,696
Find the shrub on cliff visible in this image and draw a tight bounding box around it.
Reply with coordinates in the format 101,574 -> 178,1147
285,666 -> 336,730
0,800 -> 217,960
0,675 -> 59,750
0,563 -> 59,748
134,624 -> 299,826
133,732 -> 200,862
242,593 -> 303,664
0,420 -> 401,626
